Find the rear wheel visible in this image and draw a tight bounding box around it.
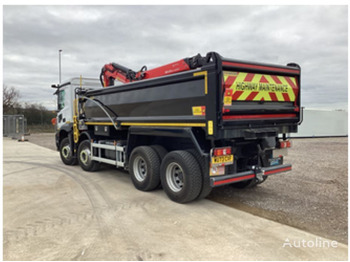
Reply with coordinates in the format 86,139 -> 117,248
187,149 -> 212,199
77,140 -> 100,172
151,145 -> 168,162
59,137 -> 77,165
129,146 -> 161,191
161,151 -> 202,203
151,145 -> 168,189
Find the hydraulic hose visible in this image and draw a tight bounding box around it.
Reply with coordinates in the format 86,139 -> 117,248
80,96 -> 119,131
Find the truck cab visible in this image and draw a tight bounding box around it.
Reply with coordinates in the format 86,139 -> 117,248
56,81 -> 74,130
53,78 -> 101,149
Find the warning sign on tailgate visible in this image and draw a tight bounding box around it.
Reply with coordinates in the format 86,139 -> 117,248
223,71 -> 298,104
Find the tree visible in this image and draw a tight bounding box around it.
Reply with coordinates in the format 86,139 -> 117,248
3,85 -> 20,114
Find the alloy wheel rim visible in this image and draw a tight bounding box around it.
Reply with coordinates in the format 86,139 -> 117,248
133,155 -> 147,182
166,162 -> 184,192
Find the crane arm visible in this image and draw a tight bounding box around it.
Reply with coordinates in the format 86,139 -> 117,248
99,53 -> 215,87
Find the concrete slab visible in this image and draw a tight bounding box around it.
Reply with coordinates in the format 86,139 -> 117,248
3,138 -> 348,261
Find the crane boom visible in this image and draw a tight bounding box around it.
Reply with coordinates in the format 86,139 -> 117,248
99,53 -> 213,87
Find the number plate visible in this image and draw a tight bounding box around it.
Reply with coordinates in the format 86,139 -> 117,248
211,155 -> 233,165
269,157 -> 282,166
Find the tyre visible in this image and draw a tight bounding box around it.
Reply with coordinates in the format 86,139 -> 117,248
231,176 -> 267,189
77,140 -> 100,172
151,145 -> 168,189
59,137 -> 77,165
187,149 -> 212,199
160,151 -> 202,203
129,146 -> 161,191
151,145 -> 168,161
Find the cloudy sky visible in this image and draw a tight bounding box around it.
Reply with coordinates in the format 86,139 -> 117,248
3,5 -> 348,110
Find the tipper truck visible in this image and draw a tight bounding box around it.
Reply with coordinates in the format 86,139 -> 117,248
53,52 -> 302,203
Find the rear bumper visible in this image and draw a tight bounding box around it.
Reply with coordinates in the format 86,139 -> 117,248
210,164 -> 292,187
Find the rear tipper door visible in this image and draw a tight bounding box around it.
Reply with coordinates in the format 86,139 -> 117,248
221,60 -> 300,126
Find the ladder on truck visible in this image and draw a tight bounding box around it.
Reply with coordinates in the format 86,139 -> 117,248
91,141 -> 125,167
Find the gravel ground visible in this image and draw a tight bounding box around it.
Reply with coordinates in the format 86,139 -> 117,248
26,133 -> 348,244
5,139 -> 348,261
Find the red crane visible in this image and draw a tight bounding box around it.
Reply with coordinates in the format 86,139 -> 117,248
99,53 -> 213,87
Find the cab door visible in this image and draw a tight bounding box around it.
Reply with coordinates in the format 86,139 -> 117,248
56,86 -> 73,129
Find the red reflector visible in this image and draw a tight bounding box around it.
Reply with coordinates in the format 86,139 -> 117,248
279,140 -> 291,148
214,147 -> 232,156
224,147 -> 232,155
214,149 -> 223,156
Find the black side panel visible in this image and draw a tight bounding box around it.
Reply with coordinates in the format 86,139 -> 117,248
84,77 -> 206,119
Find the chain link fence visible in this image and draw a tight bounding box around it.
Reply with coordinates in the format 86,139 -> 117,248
3,115 -> 27,139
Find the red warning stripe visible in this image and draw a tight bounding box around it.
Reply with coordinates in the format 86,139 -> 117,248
282,93 -> 290,102
269,92 -> 278,101
224,76 -> 237,88
223,114 -> 297,120
271,75 -> 282,84
284,76 -> 299,98
222,61 -> 300,74
232,91 -> 244,100
259,75 -> 269,83
265,166 -> 292,175
245,91 -> 259,100
213,174 -> 255,186
244,73 -> 255,82
284,76 -> 297,89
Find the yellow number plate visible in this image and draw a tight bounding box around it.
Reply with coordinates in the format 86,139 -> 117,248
212,155 -> 233,165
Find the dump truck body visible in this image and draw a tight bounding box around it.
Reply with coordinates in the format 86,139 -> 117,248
83,53 -> 300,139
54,52 -> 301,203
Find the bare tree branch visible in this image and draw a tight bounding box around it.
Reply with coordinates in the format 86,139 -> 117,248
3,85 -> 20,114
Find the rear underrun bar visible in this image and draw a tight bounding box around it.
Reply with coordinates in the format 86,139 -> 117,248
210,164 -> 292,187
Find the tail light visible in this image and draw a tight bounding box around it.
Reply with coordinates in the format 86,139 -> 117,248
213,147 -> 232,156
278,140 -> 291,148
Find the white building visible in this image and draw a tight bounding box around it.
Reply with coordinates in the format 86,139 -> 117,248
293,108 -> 348,137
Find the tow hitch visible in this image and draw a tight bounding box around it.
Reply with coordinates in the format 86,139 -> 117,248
252,166 -> 265,183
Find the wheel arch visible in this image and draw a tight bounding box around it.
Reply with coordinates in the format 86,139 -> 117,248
56,123 -> 73,149
79,131 -> 92,143
126,126 -> 209,166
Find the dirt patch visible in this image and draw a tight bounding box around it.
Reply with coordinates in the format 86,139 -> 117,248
209,137 -> 348,244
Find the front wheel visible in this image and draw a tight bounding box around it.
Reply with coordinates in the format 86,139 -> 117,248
77,140 -> 100,172
161,151 -> 202,203
59,137 -> 77,165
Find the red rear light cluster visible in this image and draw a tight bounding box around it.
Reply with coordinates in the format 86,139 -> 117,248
214,147 -> 232,156
279,140 -> 291,148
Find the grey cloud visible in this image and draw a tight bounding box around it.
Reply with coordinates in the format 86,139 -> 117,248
3,5 -> 348,110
